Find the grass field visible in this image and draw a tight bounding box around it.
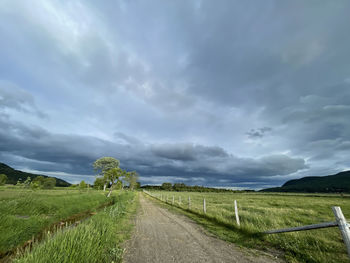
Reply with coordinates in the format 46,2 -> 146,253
14,191 -> 138,263
0,187 -> 113,256
146,191 -> 350,263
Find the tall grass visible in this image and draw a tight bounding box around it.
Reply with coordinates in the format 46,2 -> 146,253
149,191 -> 350,263
0,188 -> 111,254
14,191 -> 137,263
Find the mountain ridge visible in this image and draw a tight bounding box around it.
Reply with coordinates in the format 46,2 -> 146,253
0,162 -> 71,187
261,170 -> 350,193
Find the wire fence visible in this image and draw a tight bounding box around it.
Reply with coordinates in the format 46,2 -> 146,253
143,190 -> 350,259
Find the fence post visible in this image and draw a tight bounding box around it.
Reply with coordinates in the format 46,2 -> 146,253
179,196 -> 181,205
172,195 -> 175,205
332,206 -> 350,258
188,196 -> 191,209
234,200 -> 240,226
203,198 -> 206,214
166,195 -> 168,203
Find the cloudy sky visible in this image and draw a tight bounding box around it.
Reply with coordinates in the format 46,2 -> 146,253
0,1 -> 349,189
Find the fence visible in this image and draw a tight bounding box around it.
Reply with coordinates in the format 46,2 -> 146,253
143,190 -> 350,259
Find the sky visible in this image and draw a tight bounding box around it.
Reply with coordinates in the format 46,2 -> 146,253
0,1 -> 349,189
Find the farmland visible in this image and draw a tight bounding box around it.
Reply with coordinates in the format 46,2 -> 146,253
0,187 -> 137,262
146,191 -> 350,263
14,191 -> 137,263
2,185 -> 350,263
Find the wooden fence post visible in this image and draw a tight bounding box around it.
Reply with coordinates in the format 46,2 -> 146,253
179,196 -> 181,205
188,196 -> 191,209
203,198 -> 206,214
234,200 -> 240,226
332,206 -> 350,258
172,195 -> 175,205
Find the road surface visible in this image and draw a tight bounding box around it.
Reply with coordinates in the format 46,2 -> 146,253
123,194 -> 283,263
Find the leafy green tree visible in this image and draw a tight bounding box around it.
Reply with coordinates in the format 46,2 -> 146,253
79,180 -> 87,189
94,177 -> 105,190
30,181 -> 40,190
161,182 -> 172,191
23,177 -> 31,188
0,174 -> 7,186
173,183 -> 186,191
93,157 -> 120,191
43,177 -> 56,189
123,171 -> 131,189
104,167 -> 123,197
33,176 -> 45,187
135,182 -> 141,189
16,178 -> 23,188
125,171 -> 139,190
115,180 -> 123,190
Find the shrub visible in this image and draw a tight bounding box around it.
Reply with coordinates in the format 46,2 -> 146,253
0,174 -> 7,185
43,177 -> 56,189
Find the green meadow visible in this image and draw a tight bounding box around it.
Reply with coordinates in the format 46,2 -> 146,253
147,191 -> 350,263
0,187 -> 116,257
14,191 -> 137,263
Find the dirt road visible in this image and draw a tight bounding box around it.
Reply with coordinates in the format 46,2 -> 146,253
123,194 -> 282,263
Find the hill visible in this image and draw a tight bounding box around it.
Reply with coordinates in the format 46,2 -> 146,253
261,170 -> 350,193
0,162 -> 71,187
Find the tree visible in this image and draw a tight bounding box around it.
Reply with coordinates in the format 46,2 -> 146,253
43,177 -> 56,189
93,157 -> 120,191
0,174 -> 7,186
33,176 -> 45,188
104,167 -> 123,197
173,183 -> 186,191
115,180 -> 123,190
16,178 -> 23,187
135,182 -> 141,189
79,180 -> 87,189
30,181 -> 40,190
24,177 -> 31,188
94,177 -> 105,190
161,182 -> 172,190
125,171 -> 139,190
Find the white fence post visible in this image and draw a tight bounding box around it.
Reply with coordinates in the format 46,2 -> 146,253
179,196 -> 181,205
188,196 -> 191,209
332,206 -> 350,258
172,195 -> 175,205
203,198 -> 206,214
234,200 -> 240,226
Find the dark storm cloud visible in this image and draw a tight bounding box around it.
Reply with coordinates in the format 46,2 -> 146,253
0,1 -> 349,188
151,144 -> 228,161
0,110 -> 306,186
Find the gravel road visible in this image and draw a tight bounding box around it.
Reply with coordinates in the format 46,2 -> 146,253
123,194 -> 283,263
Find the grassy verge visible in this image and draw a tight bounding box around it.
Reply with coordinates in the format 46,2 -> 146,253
14,191 -> 138,263
145,191 -> 350,263
0,188 -> 112,255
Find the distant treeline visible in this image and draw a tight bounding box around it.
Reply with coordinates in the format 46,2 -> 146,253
141,182 -> 254,193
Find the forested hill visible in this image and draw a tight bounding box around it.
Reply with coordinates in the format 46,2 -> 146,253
0,162 -> 71,187
261,170 -> 350,193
